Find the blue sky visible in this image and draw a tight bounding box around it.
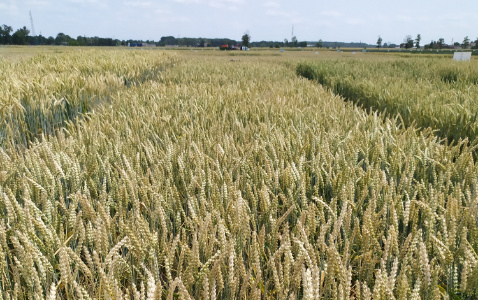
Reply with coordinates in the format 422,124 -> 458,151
1,0 -> 477,44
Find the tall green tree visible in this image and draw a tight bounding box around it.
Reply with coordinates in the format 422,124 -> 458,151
376,36 -> 382,48
241,33 -> 250,47
12,26 -> 29,45
404,35 -> 413,49
437,38 -> 445,49
463,36 -> 470,48
55,32 -> 73,45
316,39 -> 323,48
415,34 -> 421,49
76,36 -> 87,46
55,33 -> 66,45
0,24 -> 13,44
159,36 -> 177,46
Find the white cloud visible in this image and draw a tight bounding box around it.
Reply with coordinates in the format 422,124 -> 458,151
396,14 -> 412,22
124,0 -> 153,8
66,0 -> 108,10
320,10 -> 342,17
153,8 -> 172,15
208,0 -> 237,9
266,9 -> 291,18
26,0 -> 51,7
320,20 -> 334,28
417,16 -> 431,22
155,15 -> 191,23
68,0 -> 102,4
263,1 -> 280,8
345,18 -> 364,25
174,0 -> 244,9
0,0 -> 18,11
265,9 -> 308,25
174,0 -> 201,3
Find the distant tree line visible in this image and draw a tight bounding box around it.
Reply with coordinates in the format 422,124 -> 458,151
0,23 -> 376,48
0,24 -> 240,47
424,36 -> 478,50
248,40 -> 376,49
2,22 -> 477,50
389,34 -> 478,50
158,36 -> 238,47
0,25 -> 33,45
0,24 -> 121,46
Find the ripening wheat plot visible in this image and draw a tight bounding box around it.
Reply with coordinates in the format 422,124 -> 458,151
0,49 -> 477,299
297,57 -> 478,144
0,49 -> 176,148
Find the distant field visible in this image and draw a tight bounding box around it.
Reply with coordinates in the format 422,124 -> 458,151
1,47 -> 477,299
0,45 -> 82,60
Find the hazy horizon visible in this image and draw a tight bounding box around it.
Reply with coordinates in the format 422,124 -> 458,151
1,0 -> 477,45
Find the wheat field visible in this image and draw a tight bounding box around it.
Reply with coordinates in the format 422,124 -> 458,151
297,56 -> 478,143
0,48 -> 477,299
